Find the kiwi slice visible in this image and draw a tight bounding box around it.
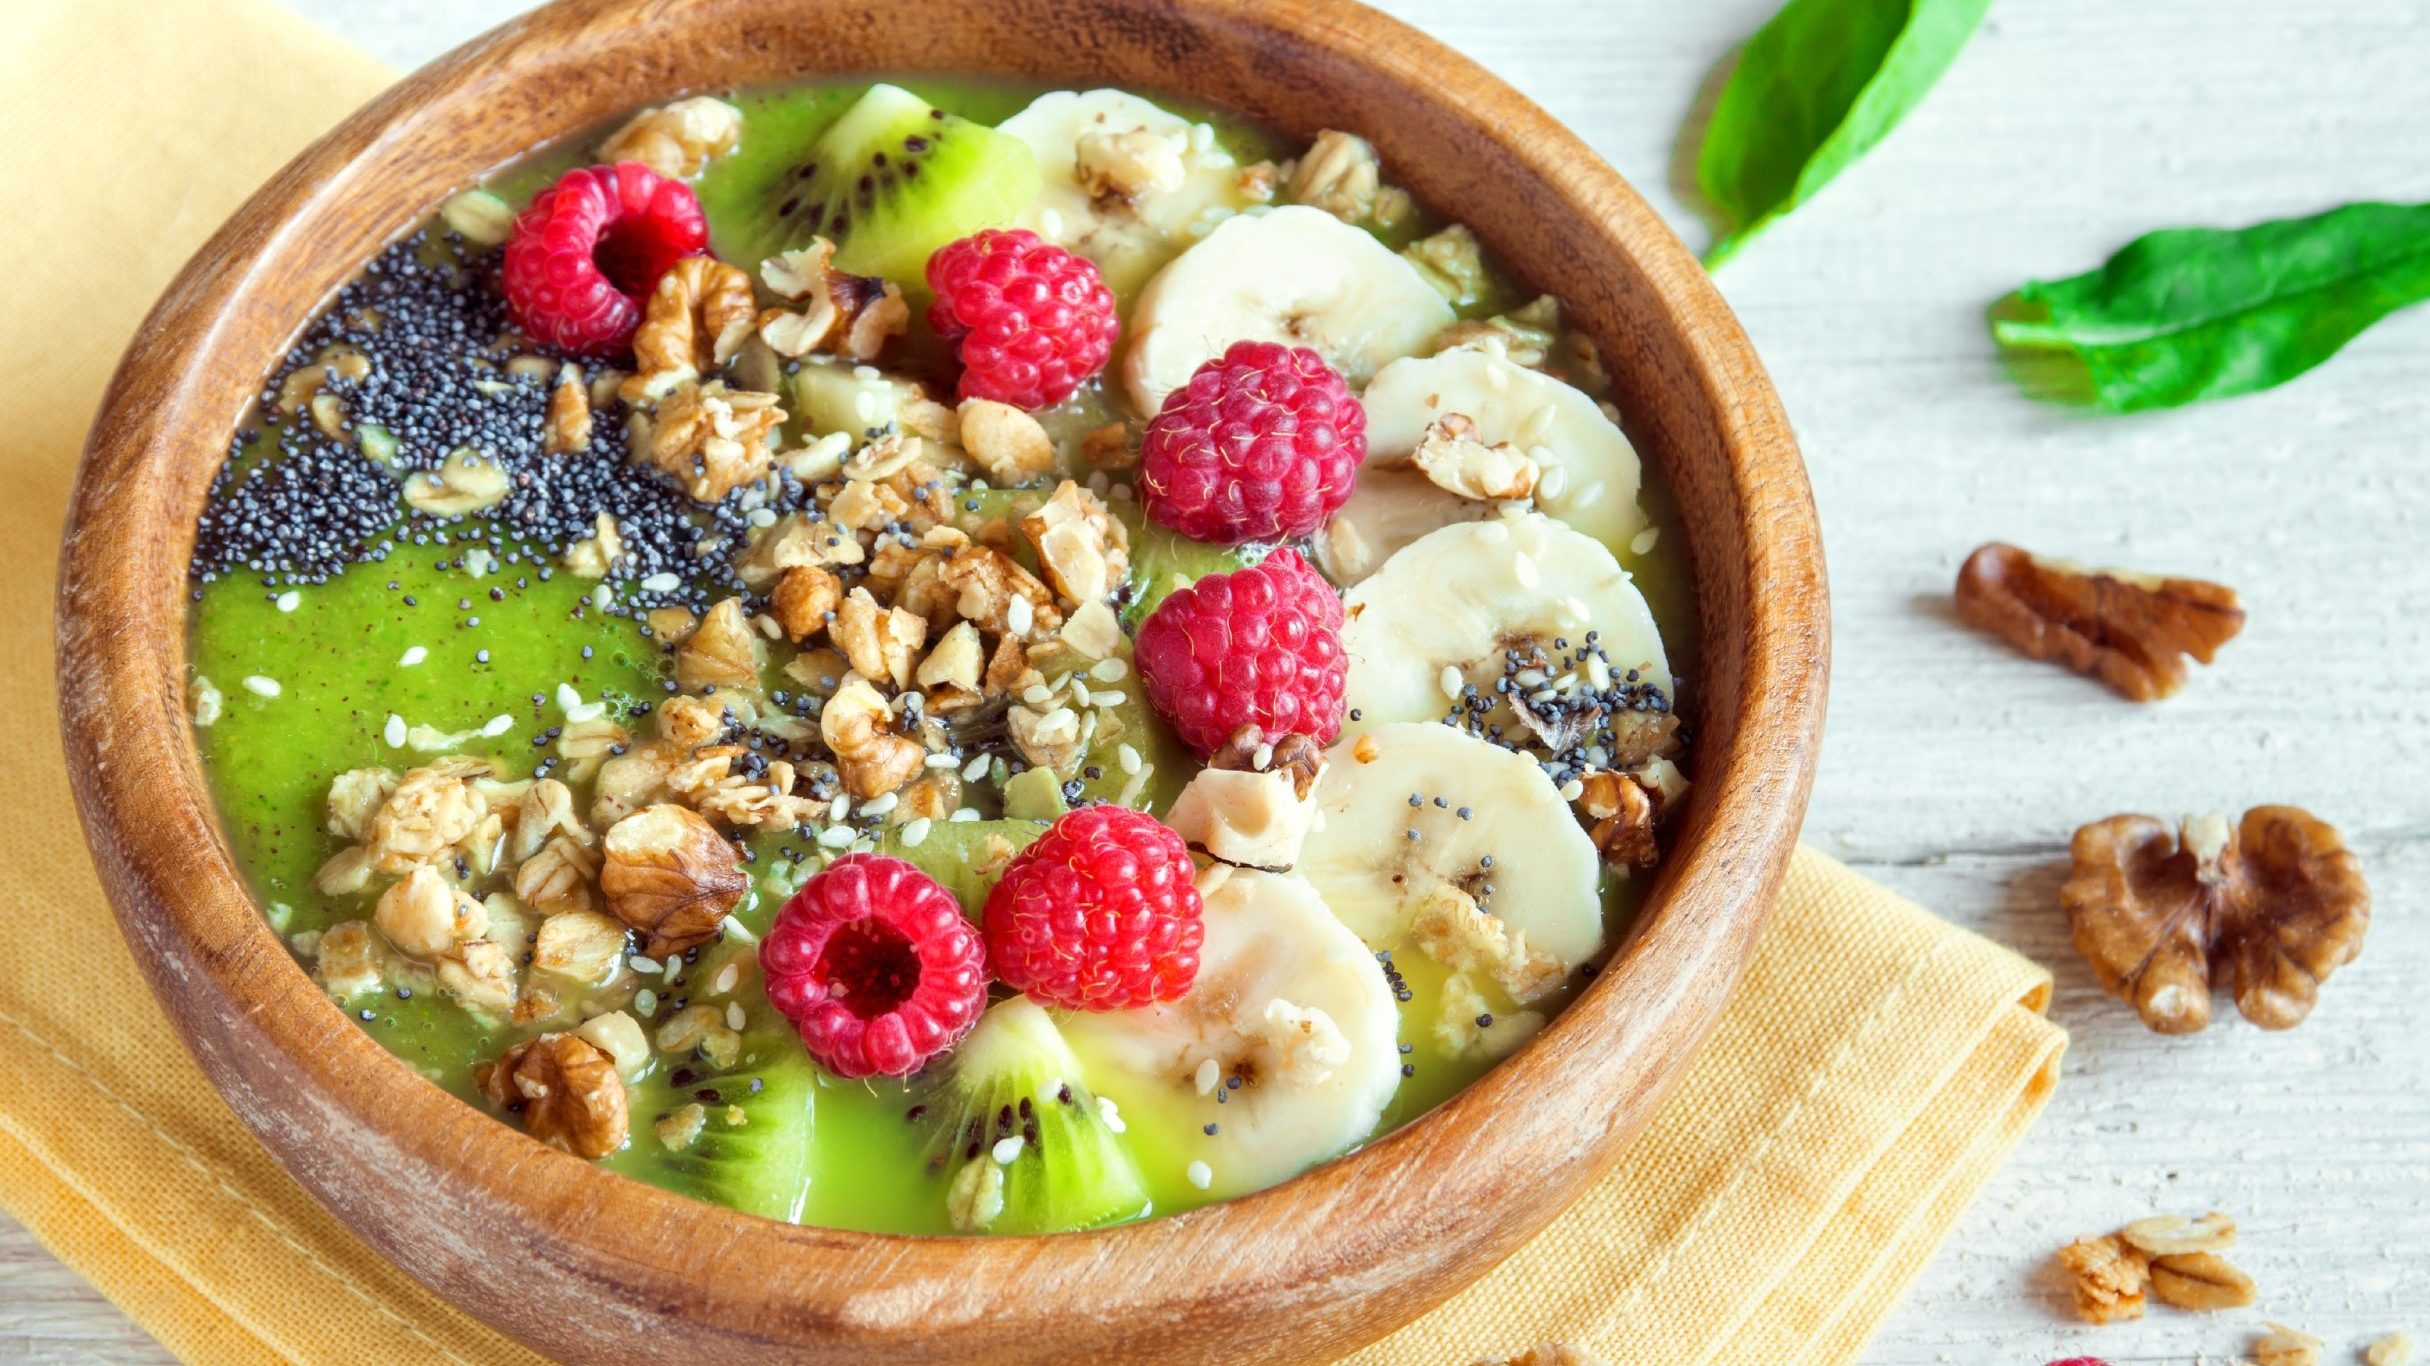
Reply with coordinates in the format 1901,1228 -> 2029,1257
631,1026 -> 817,1221
756,83 -> 1040,286
913,997 -> 1149,1234
877,817 -> 1045,915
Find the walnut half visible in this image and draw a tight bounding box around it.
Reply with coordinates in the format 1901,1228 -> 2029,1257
1955,541 -> 2244,700
600,804 -> 749,956
2064,806 -> 2369,1033
477,1033 -> 629,1159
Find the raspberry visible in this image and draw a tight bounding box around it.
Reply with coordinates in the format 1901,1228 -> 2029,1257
501,162 -> 708,357
1133,548 -> 1347,758
1139,341 -> 1367,544
983,806 -> 1204,1011
2045,1360 -> 2113,1366
759,854 -> 988,1078
926,229 -> 1119,410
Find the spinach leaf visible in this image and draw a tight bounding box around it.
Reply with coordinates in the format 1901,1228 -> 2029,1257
1992,200 -> 2430,413
1695,0 -> 1992,268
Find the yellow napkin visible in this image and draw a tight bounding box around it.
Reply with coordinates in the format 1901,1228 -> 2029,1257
0,1 -> 2065,1361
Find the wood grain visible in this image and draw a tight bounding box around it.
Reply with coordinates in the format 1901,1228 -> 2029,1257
44,1 -> 1825,1362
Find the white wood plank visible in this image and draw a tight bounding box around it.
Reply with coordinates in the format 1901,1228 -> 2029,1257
9,0 -> 2423,1361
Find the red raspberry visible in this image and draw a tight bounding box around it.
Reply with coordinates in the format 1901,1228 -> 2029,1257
1139,341 -> 1366,544
759,854 -> 988,1078
2045,1360 -> 2112,1366
1133,548 -> 1347,758
501,162 -> 708,357
983,806 -> 1204,1011
926,229 -> 1119,410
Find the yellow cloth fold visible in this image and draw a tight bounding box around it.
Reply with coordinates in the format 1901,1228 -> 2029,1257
0,1 -> 2064,1361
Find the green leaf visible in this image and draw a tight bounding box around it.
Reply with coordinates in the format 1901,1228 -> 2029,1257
1992,200 -> 2430,413
1696,0 -> 1992,268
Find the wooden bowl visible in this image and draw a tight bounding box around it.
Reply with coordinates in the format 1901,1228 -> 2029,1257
56,0 -> 1827,1360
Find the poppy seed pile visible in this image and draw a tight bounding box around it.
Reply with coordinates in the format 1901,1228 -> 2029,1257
188,231 -> 821,613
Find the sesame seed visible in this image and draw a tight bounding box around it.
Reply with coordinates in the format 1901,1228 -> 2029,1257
1185,1160 -> 1212,1191
398,645 -> 427,667
1117,743 -> 1141,775
992,1134 -> 1025,1164
1090,658 -> 1129,682
274,590 -> 301,612
241,675 -> 280,697
480,714 -> 513,737
900,817 -> 932,848
382,714 -> 406,747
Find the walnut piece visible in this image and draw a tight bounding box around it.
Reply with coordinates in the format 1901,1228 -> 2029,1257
2253,1323 -> 2324,1366
1576,768 -> 1663,871
1411,413 -> 1540,502
375,865 -> 487,959
2055,1233 -> 2150,1324
533,908 -> 628,984
940,545 -> 1062,640
819,672 -> 925,799
1403,223 -> 1488,307
1409,883 -> 1565,1005
402,446 -> 509,518
596,96 -> 741,179
1286,129 -> 1383,222
365,758 -> 489,874
1955,542 -> 2244,701
772,565 -> 843,642
563,512 -> 624,578
833,586 -> 928,690
2368,1333 -> 2415,1366
477,1033 -> 629,1159
648,380 -> 785,503
543,364 -> 592,454
2064,806 -> 2369,1033
2147,1250 -> 2256,1311
599,804 -> 749,956
1076,125 -> 1185,205
675,597 -> 767,692
629,256 -> 758,388
515,833 -> 602,916
757,239 -> 907,362
312,920 -> 386,998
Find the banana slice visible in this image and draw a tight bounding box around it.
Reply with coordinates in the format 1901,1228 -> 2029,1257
1299,722 -> 1605,971
1122,205 -> 1454,415
1338,512 -> 1671,733
1055,867 -> 1399,1201
997,89 -> 1256,299
1354,348 -> 1649,552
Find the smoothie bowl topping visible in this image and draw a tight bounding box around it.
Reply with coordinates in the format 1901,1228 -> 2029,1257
188,79 -> 1695,1235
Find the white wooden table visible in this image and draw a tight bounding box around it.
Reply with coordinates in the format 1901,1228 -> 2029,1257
10,0 -> 2426,1361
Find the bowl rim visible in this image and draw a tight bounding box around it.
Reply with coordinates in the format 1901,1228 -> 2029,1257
55,0 -> 1827,1359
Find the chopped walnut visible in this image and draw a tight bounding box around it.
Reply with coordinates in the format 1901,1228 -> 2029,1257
960,399 -> 1059,485
733,510 -> 866,586
892,770 -> 963,824
2119,1210 -> 2237,1257
771,565 -> 842,643
1076,124 -> 1186,206
983,633 -> 1029,697
648,380 -> 786,502
365,759 -> 490,874
676,597 -> 767,692
948,1154 -> 1007,1232
1007,703 -> 1084,777
557,717 -> 631,784
2055,1233 -> 2150,1324
2147,1250 -> 2256,1311
1252,999 -> 1351,1087
655,1003 -> 742,1069
2253,1323 -> 2324,1366
828,476 -> 910,536
941,545 -> 1063,640
1955,542 -> 2245,701
1430,294 -> 1563,371
679,751 -> 822,833
1081,422 -> 1135,471
436,938 -> 519,1017
1402,223 -> 1489,307
596,95 -> 741,179
1576,768 -> 1663,871
543,364 -> 593,454
590,742 -> 680,829
312,846 -> 376,897
834,587 -> 928,690
894,552 -> 959,633
654,694 -> 727,748
574,1011 -> 651,1079
2064,807 -> 2370,1033
757,239 -> 908,362
478,1033 -> 629,1159
325,766 -> 398,841
563,512 -> 624,578
1409,883 -> 1566,1005
312,919 -> 386,998
1432,971 -> 1545,1061
403,447 -> 510,518
1412,413 -> 1540,502
915,621 -> 986,695
1167,756 -> 1318,871
2368,1333 -> 2415,1366
655,1102 -> 708,1152
1057,600 -> 1123,661
1021,480 -> 1131,605
374,865 -> 486,959
629,255 -> 758,393
819,673 -> 927,799
600,804 -> 748,956
513,834 -> 600,916
1286,129 -> 1383,222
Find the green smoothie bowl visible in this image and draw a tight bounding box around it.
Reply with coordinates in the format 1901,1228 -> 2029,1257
55,0 -> 1825,1360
